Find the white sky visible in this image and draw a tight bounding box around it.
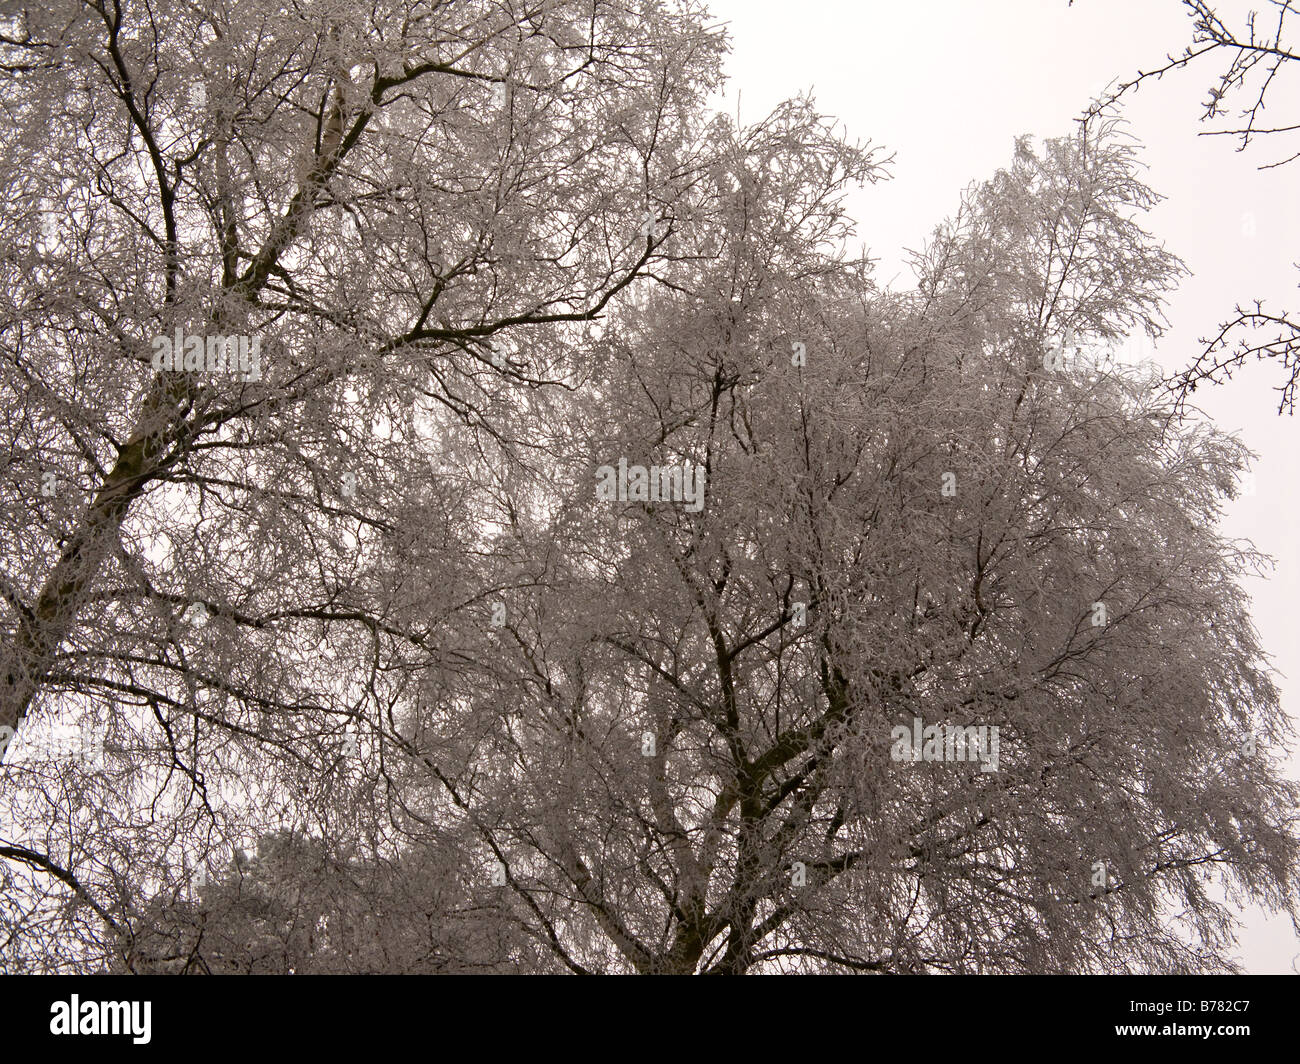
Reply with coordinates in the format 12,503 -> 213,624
706,0 -> 1300,974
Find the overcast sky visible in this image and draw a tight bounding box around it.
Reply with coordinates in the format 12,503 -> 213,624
706,0 -> 1300,974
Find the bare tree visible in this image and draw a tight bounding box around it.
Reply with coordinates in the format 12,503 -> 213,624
1086,0 -> 1300,413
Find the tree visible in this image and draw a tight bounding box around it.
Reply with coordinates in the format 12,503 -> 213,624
398,118 -> 1296,973
1087,0 -> 1300,413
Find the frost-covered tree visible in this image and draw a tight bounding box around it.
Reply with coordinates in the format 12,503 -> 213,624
407,118 -> 1297,973
0,0 -> 730,970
